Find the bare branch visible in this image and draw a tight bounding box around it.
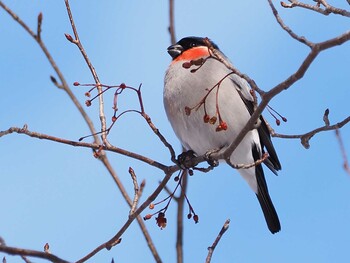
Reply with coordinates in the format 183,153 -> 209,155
168,0 -> 176,44
64,0 -> 108,144
176,169 -> 188,263
268,0 -> 314,47
0,1 -> 99,144
227,153 -> 269,170
217,30 -> 350,161
61,3 -> 164,259
0,3 -> 164,260
204,38 -> 264,96
0,126 -> 170,172
76,169 -> 177,263
205,219 -> 230,263
99,157 -> 162,263
0,125 -> 168,262
142,113 -> 177,164
272,115 -> 350,149
0,246 -> 69,263
281,0 -> 350,17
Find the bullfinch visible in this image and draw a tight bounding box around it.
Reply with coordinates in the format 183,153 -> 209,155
164,36 -> 282,234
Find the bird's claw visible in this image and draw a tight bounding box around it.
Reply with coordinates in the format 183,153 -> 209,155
204,149 -> 220,167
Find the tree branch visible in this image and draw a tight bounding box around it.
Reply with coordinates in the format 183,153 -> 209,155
0,1 -> 99,144
64,0 -> 108,145
0,246 -> 70,263
281,0 -> 350,17
129,167 -> 140,215
268,0 -> 314,47
168,0 -> 176,45
0,3 -> 165,260
76,168 -> 177,263
218,29 -> 350,162
272,115 -> 350,149
175,170 -> 187,263
0,126 -> 170,172
205,219 -> 230,263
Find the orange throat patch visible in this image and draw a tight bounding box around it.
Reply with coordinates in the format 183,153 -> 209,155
172,46 -> 210,64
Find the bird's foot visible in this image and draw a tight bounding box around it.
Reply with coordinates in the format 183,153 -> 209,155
204,149 -> 220,168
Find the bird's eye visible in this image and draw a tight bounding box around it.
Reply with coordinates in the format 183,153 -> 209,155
190,42 -> 197,47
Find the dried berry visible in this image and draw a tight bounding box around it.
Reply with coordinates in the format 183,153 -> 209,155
220,121 -> 228,130
182,62 -> 192,69
203,114 -> 210,123
209,116 -> 217,124
192,58 -> 204,66
143,214 -> 152,220
193,214 -> 199,224
156,212 -> 167,229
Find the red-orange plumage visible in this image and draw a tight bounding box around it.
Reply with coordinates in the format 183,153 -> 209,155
172,46 -> 210,64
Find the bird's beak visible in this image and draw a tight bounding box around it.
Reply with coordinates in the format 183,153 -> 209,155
167,44 -> 183,59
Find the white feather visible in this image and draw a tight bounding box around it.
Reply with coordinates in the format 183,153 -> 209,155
164,55 -> 261,193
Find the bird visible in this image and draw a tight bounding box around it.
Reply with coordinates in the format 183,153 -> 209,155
163,36 -> 282,234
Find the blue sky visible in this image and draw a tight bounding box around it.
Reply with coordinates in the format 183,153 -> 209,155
1,1 -> 350,262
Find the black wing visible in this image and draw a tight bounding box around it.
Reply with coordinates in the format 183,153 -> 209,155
231,77 -> 281,174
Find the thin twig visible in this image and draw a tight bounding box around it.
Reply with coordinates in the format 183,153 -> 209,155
0,125 -> 168,263
226,153 -> 269,170
335,129 -> 350,175
99,158 -> 162,263
37,12 -> 42,40
64,0 -> 108,145
20,255 -> 32,263
216,30 -> 350,162
269,0 -> 314,47
76,168 -> 177,263
0,246 -> 69,263
176,169 -> 187,263
62,2 -> 163,260
168,0 -> 176,45
272,115 -> 350,149
0,3 -> 164,261
129,167 -> 140,215
281,0 -> 350,17
0,1 -> 99,144
205,219 -> 230,263
204,39 -> 264,96
142,112 -> 177,164
0,126 -> 170,172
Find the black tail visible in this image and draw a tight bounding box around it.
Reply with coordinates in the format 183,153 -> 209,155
253,144 -> 281,234
256,190 -> 281,234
